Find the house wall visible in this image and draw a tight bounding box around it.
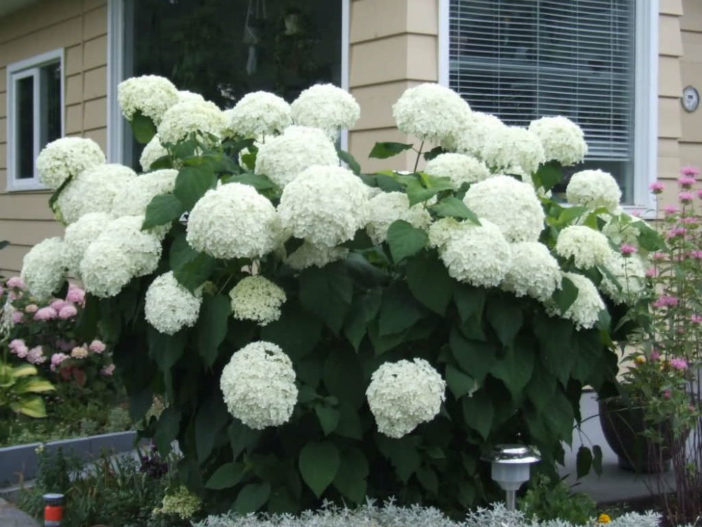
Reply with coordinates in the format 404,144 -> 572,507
0,0 -> 107,275
679,0 -> 702,168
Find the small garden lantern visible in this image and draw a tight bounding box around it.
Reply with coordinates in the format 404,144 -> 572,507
43,493 -> 65,526
484,444 -> 541,510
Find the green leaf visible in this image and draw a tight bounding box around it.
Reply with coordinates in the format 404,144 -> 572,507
337,148 -> 362,174
315,405 -> 340,436
228,420 -> 260,460
429,197 -> 481,224
299,442 -> 341,498
462,391 -> 493,440
0,240 -> 8,250
196,396 -> 228,462
406,252 -> 453,315
11,396 -> 46,418
378,284 -> 423,336
131,111 -> 156,144
206,463 -> 244,489
147,328 -> 186,372
299,262 -> 353,334
416,467 -> 439,494
485,296 -> 523,347
14,378 -> 54,394
635,223 -> 665,252
174,165 -> 217,210
173,251 -> 216,293
261,303 -> 323,360
449,328 -> 496,384
454,285 -> 486,324
489,343 -> 535,400
333,447 -> 368,503
525,365 -> 557,412
423,146 -> 445,161
49,174 -> 74,216
377,438 -> 421,483
225,172 -> 276,191
543,389 -> 575,439
592,445 -> 603,476
405,180 -> 440,206
374,173 -> 405,192
341,229 -> 375,250
154,407 -> 181,455
576,446 -> 592,479
343,289 -> 382,350
445,364 -> 475,399
552,276 -> 579,314
532,160 -> 562,190
386,220 -> 428,263
335,402 -> 363,439
533,313 -> 575,386
197,294 -> 230,367
369,141 -> 413,159
142,193 -> 184,229
323,349 -> 365,409
233,482 -> 271,513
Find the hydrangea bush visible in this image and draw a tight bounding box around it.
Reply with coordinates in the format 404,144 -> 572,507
18,75 -> 665,515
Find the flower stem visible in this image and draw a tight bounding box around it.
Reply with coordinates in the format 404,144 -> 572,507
413,141 -> 424,174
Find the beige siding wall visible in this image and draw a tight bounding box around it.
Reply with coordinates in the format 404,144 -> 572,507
0,0 -> 107,275
679,0 -> 702,175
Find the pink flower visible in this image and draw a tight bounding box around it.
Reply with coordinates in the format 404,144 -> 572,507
678,175 -> 696,188
50,352 -> 69,372
653,295 -> 679,308
50,299 -> 68,312
666,227 -> 686,239
691,251 -> 702,260
650,350 -> 661,361
670,358 -> 688,371
664,204 -> 679,215
649,181 -> 665,194
26,346 -> 46,365
34,307 -> 57,321
0,286 -> 4,297
682,216 -> 698,224
24,304 -> 38,313
620,243 -> 637,256
697,189 -> 702,199
58,305 -> 78,320
645,267 -> 657,278
6,276 -> 25,289
55,339 -> 75,352
630,209 -> 642,217
663,389 -> 672,399
652,252 -> 666,262
66,285 -> 85,305
11,311 -> 23,324
679,192 -> 694,203
692,314 -> 702,323
9,339 -> 25,351
100,364 -> 115,376
88,340 -> 106,353
681,165 -> 700,177
15,346 -> 28,359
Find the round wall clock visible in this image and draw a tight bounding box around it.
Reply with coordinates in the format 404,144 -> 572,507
682,85 -> 699,113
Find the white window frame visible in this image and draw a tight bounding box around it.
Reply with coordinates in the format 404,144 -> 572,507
438,0 -> 658,215
107,0 -> 351,163
6,48 -> 65,191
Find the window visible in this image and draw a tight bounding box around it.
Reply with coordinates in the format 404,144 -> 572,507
445,0 -> 656,207
6,49 -> 63,190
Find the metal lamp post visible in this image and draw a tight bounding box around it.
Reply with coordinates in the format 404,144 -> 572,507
485,444 -> 541,511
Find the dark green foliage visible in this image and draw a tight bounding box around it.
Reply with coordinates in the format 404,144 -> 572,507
520,474 -> 597,525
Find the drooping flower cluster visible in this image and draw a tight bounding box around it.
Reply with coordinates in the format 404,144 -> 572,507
553,272 -> 605,330
285,242 -> 349,271
226,91 -> 292,139
229,276 -> 286,326
117,75 -> 179,124
291,84 -> 360,139
424,153 -> 490,188
555,226 -> 612,269
366,358 -> 446,438
528,116 -> 587,166
366,192 -> 432,244
144,272 -> 203,335
20,238 -> 68,300
220,341 -> 298,430
566,169 -> 622,212
36,137 -> 105,189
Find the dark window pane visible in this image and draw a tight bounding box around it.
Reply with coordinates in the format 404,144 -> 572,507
40,62 -> 62,146
16,75 -> 34,179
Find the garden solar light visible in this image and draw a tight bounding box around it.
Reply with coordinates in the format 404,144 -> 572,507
484,444 -> 541,510
43,493 -> 65,526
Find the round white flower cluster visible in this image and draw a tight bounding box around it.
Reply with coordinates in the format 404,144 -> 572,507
254,126 -> 339,188
424,153 -> 490,189
140,135 -> 169,172
450,111 -> 506,157
502,242 -> 561,302
565,170 -> 622,212
57,164 -> 136,224
555,226 -> 612,269
430,218 -> 512,288
112,169 -> 178,218
481,126 -> 545,175
366,192 -> 432,244
144,272 -> 202,335
36,137 -> 106,190
528,116 -> 587,166
392,83 -> 471,144
220,341 -> 298,430
463,175 -> 545,243
21,237 -> 67,300
64,212 -> 112,275
80,216 -> 162,298
279,165 -> 369,247
600,252 -> 647,305
285,242 -> 349,270
229,275 -> 286,326
291,84 -> 360,140
366,358 -> 446,438
226,91 -> 292,139
554,272 -> 605,330
157,100 -> 227,146
187,182 -> 281,259
117,75 -> 179,124
177,90 -> 205,105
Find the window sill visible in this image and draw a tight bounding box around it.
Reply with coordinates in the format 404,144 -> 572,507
5,180 -> 49,193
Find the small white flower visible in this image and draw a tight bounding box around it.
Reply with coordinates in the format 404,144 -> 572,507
450,111 -> 506,157
229,276 -> 286,326
21,238 -> 67,300
145,272 -> 202,335
36,137 -> 106,190
64,212 -> 113,275
366,192 -> 432,245
291,84 -> 360,140
157,100 -> 227,146
118,75 -> 179,124
550,272 -> 605,330
555,226 -> 613,269
502,242 -> 561,302
140,135 -> 169,172
566,169 -> 622,212
481,126 -> 545,175
529,116 -> 588,166
111,169 -> 178,218
226,91 -> 292,139
424,153 -> 490,188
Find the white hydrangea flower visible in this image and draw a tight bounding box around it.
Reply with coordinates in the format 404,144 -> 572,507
229,276 -> 286,326
600,252 -> 647,305
140,135 -> 169,172
601,213 -> 644,248
157,100 -> 227,146
177,90 -> 205,105
555,225 -> 613,269
366,192 -> 432,244
20,238 -> 67,300
481,126 -> 545,175
57,164 -> 136,224
285,242 -> 349,270
551,272 -> 605,330
502,242 -> 561,302
254,126 -> 339,188
566,169 -> 622,212
117,75 -> 179,124
278,165 -> 369,247
111,169 -> 178,218
144,272 -> 202,335
528,116 -> 588,166
36,137 -> 106,190
226,91 -> 292,139
392,83 -> 471,144
428,217 -> 463,250
435,219 -> 512,288
291,84 -> 360,140
64,212 -> 112,275
80,216 -> 162,298
424,153 -> 490,188
463,175 -> 545,243
187,182 -> 281,259
366,358 -> 446,438
449,111 -> 506,157
220,341 -> 298,430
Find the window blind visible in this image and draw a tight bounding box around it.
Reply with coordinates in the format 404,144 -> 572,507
448,0 -> 636,162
